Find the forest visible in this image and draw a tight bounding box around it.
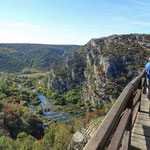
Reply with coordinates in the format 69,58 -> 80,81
0,74 -> 114,150
0,44 -> 81,72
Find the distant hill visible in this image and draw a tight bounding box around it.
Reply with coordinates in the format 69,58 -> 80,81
0,44 -> 81,72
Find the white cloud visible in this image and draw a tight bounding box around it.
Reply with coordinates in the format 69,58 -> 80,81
131,21 -> 150,26
0,21 -> 40,29
131,0 -> 150,5
139,13 -> 150,17
0,21 -> 85,44
0,20 -> 46,44
111,17 -> 125,22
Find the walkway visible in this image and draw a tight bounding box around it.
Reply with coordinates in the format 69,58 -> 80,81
130,93 -> 150,150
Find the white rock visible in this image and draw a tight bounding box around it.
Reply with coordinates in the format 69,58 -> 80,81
72,131 -> 84,143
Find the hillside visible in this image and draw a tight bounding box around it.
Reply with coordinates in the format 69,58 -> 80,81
0,34 -> 150,150
0,44 -> 81,72
47,34 -> 150,107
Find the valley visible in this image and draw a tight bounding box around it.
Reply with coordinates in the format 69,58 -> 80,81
0,34 -> 150,149
0,44 -> 81,72
1,0 -> 150,149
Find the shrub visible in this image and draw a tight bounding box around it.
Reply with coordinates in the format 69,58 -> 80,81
14,103 -> 22,112
0,93 -> 7,100
85,112 -> 93,121
5,106 -> 13,115
47,88 -> 52,98
54,96 -> 66,105
65,90 -> 80,104
93,109 -> 101,116
52,90 -> 60,99
17,132 -> 27,139
36,106 -> 43,115
21,101 -> 28,107
118,76 -> 127,84
54,123 -> 72,150
20,135 -> 36,150
85,100 -> 92,111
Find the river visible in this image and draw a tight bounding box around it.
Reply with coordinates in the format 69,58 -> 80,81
32,88 -> 74,124
19,84 -> 79,124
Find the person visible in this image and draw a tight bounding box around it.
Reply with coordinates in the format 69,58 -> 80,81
145,60 -> 150,99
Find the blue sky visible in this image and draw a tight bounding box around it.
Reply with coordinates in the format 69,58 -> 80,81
0,0 -> 150,44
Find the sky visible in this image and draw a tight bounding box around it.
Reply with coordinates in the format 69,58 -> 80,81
0,0 -> 150,45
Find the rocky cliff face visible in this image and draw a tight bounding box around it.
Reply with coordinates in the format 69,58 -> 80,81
47,34 -> 150,106
47,52 -> 86,93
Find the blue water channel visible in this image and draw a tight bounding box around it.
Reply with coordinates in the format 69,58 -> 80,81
33,89 -> 74,123
19,84 -> 74,124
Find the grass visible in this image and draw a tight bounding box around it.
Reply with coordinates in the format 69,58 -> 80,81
51,102 -> 86,116
18,71 -> 50,77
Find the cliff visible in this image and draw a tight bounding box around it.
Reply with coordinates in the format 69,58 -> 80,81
47,52 -> 86,93
47,34 -> 150,106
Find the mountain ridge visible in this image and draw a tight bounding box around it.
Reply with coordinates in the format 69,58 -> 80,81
0,44 -> 81,72
47,33 -> 150,107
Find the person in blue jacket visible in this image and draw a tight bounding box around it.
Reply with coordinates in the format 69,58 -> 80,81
145,61 -> 150,99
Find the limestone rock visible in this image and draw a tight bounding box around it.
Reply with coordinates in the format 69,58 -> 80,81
68,131 -> 86,150
47,34 -> 150,106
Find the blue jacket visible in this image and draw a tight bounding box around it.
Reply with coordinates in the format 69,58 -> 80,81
145,62 -> 150,79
